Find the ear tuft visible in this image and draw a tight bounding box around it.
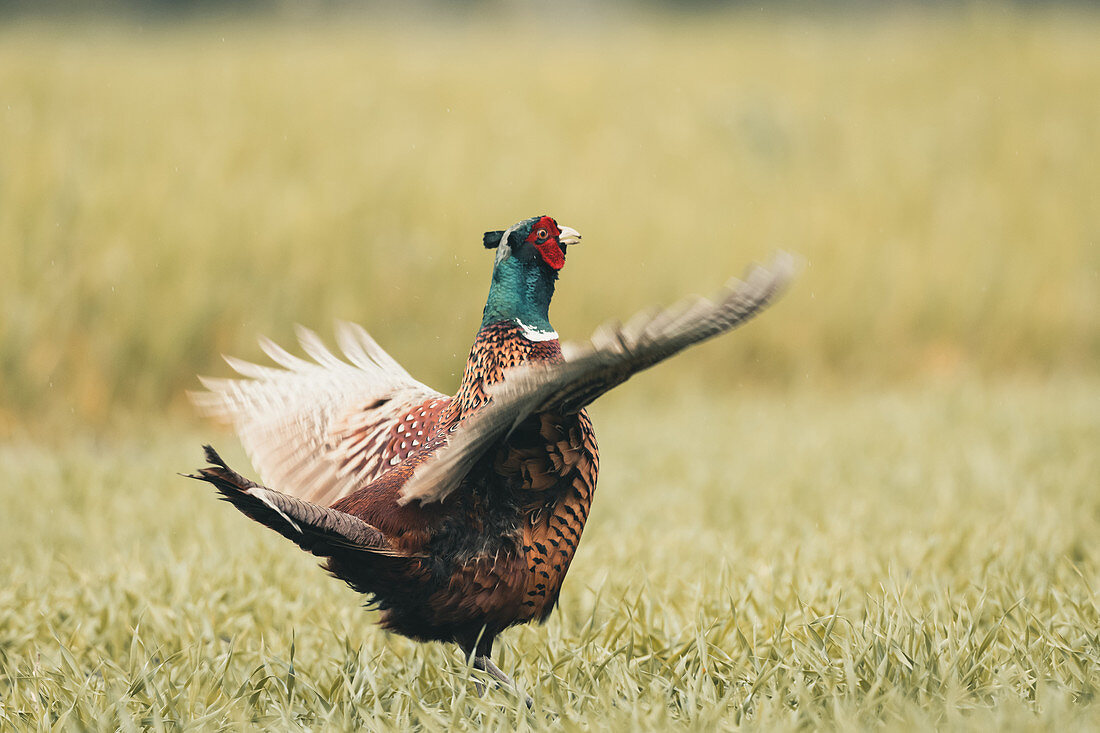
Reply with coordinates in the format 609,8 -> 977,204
483,231 -> 505,249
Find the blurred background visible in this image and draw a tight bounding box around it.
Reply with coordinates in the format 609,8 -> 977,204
2,4 -> 1099,727
2,1 -> 1096,438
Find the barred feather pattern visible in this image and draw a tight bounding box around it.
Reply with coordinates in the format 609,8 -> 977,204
511,410 -> 599,621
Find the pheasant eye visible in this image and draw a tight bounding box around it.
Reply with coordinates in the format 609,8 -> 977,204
536,228 -> 548,240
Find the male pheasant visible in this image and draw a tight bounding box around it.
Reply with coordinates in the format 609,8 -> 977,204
189,215 -> 793,703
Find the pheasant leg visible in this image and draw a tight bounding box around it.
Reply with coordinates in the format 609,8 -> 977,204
474,656 -> 534,708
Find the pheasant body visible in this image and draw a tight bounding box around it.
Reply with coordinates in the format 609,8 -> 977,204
322,319 -> 597,652
189,214 -> 793,700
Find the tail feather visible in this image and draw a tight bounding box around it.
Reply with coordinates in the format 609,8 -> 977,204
186,445 -> 408,559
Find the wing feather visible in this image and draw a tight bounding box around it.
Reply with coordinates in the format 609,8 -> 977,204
399,252 -> 796,505
191,324 -> 445,505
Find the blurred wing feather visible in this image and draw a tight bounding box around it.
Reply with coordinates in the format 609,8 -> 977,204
191,321 -> 444,506
400,252 -> 796,505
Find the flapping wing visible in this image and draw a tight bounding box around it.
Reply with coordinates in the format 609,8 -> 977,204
191,321 -> 446,507
399,252 -> 796,505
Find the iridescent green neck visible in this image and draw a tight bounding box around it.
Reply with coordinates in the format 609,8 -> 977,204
480,255 -> 557,336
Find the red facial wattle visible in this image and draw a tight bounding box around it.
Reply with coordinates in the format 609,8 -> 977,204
525,216 -> 566,271
534,240 -> 566,270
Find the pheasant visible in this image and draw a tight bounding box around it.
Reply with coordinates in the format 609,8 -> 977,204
189,215 -> 793,704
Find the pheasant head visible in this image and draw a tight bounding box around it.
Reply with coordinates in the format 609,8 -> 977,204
479,216 -> 582,338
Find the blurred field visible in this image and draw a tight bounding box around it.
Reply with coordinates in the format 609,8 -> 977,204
2,380 -> 1098,729
2,6 -> 1099,730
1,7 -> 1098,430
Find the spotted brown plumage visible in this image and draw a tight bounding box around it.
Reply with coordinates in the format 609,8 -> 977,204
189,215 -> 794,705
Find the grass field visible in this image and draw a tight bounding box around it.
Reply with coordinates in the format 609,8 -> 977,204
2,380 -> 1098,729
1,5 -> 1099,730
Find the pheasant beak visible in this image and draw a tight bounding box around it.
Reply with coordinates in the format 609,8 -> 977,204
558,226 -> 582,247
